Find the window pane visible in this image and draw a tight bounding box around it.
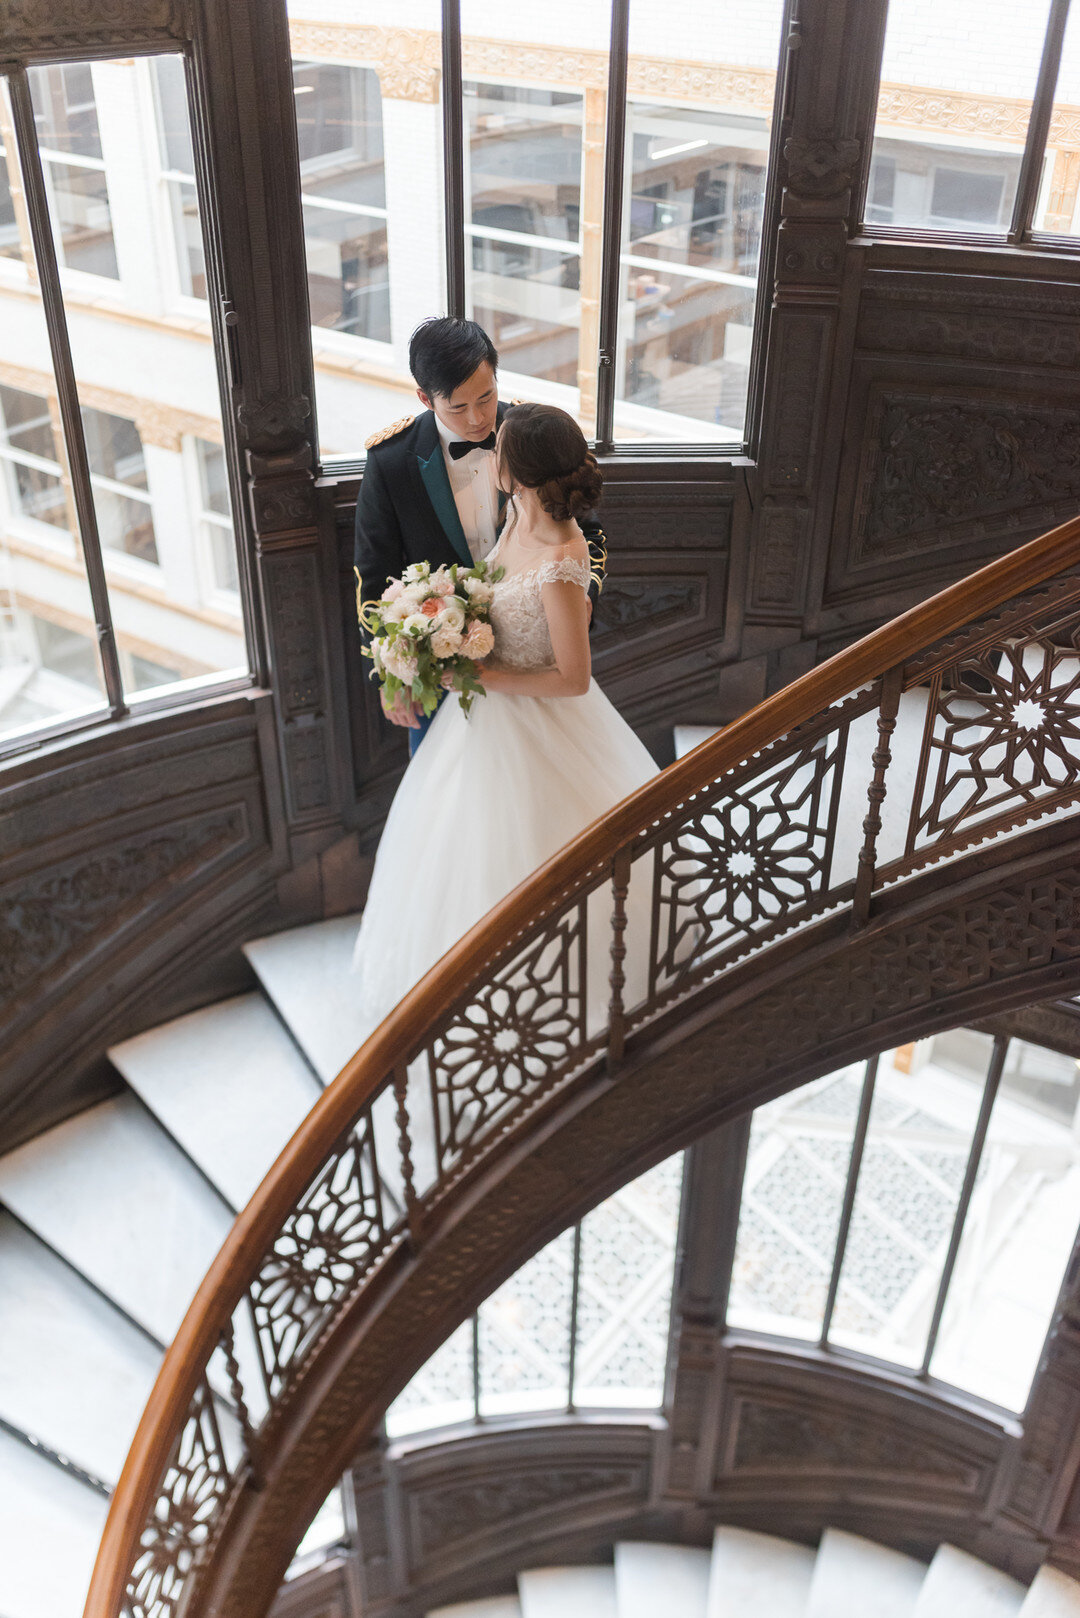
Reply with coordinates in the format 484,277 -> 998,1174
196,439 -> 240,596
619,1 -> 784,443
868,0 -> 1053,234
930,1038 -> 1080,1411
386,1152 -> 683,1437
82,408 -> 149,490
28,63 -> 103,159
286,4 -> 446,460
573,1152 -> 682,1408
459,0 -> 612,428
728,1065 -> 862,1341
828,1034 -> 994,1370
14,58 -> 249,715
45,160 -> 119,279
478,1229 -> 574,1419
464,79 -> 586,408
0,140 -> 23,261
1034,0 -> 1080,235
0,248 -> 106,744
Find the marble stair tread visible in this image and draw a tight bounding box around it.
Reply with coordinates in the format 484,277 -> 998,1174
807,1529 -> 926,1618
0,1212 -> 159,1487
673,724 -> 720,760
0,1428 -> 108,1618
428,1599 -> 523,1618
615,1541 -> 711,1617
0,1093 -> 232,1344
1021,1568 -> 1080,1615
244,915 -> 368,1084
110,992 -> 323,1209
914,1544 -> 1025,1616
708,1526 -> 816,1617
518,1566 -> 618,1618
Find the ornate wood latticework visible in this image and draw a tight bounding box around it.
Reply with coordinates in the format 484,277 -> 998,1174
85,511 -> 1080,1618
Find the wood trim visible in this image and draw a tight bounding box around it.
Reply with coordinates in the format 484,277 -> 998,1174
85,504 -> 1080,1618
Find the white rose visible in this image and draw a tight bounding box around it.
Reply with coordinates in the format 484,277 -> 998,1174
436,597 -> 466,633
430,625 -> 464,659
464,577 -> 495,604
403,612 -> 429,634
380,600 -> 405,624
403,561 -> 429,584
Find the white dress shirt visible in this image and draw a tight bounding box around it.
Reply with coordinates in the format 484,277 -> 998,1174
435,412 -> 500,563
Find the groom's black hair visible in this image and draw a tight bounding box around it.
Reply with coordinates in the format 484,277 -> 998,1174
409,317 -> 498,401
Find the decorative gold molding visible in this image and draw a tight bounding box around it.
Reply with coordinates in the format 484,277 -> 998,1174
627,56 -> 776,113
288,22 -> 777,109
289,22 -> 441,102
0,358 -> 223,451
879,81 -> 1080,150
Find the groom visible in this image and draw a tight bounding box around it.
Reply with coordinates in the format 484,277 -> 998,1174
354,316 -> 607,750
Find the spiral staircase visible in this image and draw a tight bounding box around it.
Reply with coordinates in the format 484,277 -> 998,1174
8,514 -> 1080,1617
423,1531 -> 1080,1618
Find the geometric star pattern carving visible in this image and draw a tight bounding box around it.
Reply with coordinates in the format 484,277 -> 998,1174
908,625 -> 1080,860
654,726 -> 846,988
248,1116 -> 388,1398
429,905 -> 588,1178
126,1380 -> 233,1618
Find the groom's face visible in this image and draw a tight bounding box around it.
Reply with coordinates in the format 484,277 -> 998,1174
420,361 -> 498,443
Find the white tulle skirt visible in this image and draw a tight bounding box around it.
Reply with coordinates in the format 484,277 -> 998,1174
352,679 -> 659,1039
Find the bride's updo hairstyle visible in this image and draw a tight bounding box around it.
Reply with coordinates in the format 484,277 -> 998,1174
499,402 -> 603,522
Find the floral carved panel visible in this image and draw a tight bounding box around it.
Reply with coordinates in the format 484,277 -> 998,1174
852,393 -> 1080,566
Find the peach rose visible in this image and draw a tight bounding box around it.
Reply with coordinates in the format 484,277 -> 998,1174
430,625 -> 464,658
461,621 -> 494,659
420,597 -> 442,618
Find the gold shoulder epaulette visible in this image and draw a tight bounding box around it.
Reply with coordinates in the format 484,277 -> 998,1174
365,414 -> 415,450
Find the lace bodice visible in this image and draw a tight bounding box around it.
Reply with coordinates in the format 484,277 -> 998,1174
489,555 -> 592,673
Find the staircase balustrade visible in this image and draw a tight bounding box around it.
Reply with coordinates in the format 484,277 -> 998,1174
85,511 -> 1080,1618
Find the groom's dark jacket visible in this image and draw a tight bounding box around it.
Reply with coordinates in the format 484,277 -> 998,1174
353,401 -> 607,629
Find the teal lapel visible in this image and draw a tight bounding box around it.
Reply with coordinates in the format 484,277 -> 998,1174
418,445 -> 472,568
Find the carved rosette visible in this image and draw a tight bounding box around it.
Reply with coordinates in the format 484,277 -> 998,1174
782,136 -> 862,200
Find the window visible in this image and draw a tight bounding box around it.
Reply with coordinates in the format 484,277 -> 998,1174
387,1152 -> 683,1436
295,60 -> 390,343
0,386 -> 69,533
866,0 -> 1080,244
284,1 -> 787,459
28,64 -> 119,279
728,1029 -> 1080,1414
195,438 -> 239,597
0,58 -> 249,754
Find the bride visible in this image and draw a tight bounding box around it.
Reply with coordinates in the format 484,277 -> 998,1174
352,402 -> 659,1038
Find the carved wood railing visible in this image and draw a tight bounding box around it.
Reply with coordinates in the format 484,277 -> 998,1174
86,512 -> 1080,1618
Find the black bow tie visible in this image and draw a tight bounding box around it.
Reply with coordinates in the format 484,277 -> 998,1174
448,432 -> 497,459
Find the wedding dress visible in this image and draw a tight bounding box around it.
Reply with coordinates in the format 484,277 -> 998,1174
352,551 -> 659,1041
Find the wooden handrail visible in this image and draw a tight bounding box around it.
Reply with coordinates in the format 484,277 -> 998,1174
86,509 -> 1080,1617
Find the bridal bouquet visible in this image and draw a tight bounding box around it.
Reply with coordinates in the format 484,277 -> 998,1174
361,558 -> 501,718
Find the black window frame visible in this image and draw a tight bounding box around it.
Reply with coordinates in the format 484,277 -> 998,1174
0,44 -> 258,763
857,0 -> 1078,252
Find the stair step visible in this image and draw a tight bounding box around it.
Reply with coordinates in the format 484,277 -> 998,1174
0,1212 -> 159,1487
615,1542 -> 710,1617
807,1529 -> 925,1618
1022,1567 -> 1080,1614
518,1566 -> 618,1618
110,992 -> 323,1209
914,1544 -> 1024,1616
428,1600 -> 523,1618
708,1527 -> 816,1617
0,1093 -> 232,1344
0,1428 -> 107,1618
244,915 -> 368,1083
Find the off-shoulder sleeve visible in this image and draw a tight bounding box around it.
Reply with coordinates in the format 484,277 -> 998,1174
535,556 -> 592,590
